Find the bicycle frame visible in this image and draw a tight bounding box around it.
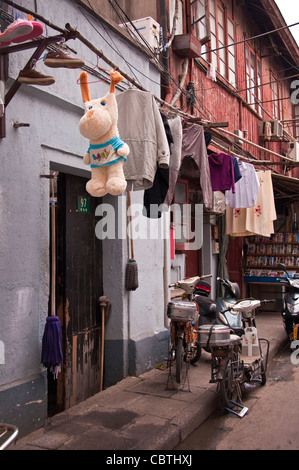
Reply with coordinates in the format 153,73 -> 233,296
0,424 -> 19,450
207,298 -> 272,415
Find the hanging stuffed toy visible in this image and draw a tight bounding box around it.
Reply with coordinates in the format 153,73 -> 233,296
78,70 -> 129,197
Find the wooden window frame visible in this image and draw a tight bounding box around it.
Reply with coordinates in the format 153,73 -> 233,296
188,0 -> 236,86
189,0 -> 211,45
245,43 -> 262,115
271,72 -> 283,120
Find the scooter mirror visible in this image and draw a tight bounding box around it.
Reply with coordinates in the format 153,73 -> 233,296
277,263 -> 286,271
210,304 -> 217,314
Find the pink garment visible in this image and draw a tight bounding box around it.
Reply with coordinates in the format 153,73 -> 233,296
208,152 -> 235,193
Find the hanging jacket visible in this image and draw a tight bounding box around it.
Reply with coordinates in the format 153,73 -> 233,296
116,89 -> 170,191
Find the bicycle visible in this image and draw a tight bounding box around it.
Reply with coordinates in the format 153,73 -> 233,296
167,275 -> 211,387
198,298 -> 272,416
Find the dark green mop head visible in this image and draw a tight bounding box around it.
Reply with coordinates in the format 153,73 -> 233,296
125,259 -> 139,291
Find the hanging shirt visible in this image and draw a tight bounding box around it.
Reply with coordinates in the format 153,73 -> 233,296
208,152 -> 235,193
226,170 -> 277,238
165,121 -> 213,209
225,160 -> 260,208
116,89 -> 170,191
87,137 -> 127,167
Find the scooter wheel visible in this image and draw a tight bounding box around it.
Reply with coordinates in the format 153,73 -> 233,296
190,342 -> 202,364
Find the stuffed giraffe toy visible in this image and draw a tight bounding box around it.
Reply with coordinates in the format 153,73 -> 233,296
79,70 -> 129,197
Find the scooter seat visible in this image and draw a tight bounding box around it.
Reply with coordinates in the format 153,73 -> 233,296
229,334 -> 242,345
233,327 -> 245,337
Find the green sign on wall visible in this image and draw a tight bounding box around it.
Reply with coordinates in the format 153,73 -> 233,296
78,196 -> 90,214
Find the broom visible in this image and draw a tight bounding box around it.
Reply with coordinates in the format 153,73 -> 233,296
41,174 -> 63,379
125,191 -> 139,291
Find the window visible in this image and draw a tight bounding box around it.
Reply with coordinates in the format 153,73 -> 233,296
191,0 -> 236,86
190,0 -> 210,45
169,0 -> 184,36
271,73 -> 283,120
245,44 -> 262,114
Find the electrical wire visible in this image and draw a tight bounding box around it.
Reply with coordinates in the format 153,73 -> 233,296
201,21 -> 299,56
78,0 -> 210,120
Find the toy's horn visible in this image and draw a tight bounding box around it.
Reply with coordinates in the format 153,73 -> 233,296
110,70 -> 124,93
79,71 -> 91,102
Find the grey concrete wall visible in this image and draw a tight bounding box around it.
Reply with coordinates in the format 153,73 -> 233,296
0,0 -> 167,435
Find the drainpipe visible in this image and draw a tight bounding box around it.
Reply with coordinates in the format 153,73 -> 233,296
163,211 -> 170,328
160,0 -> 171,103
160,0 -> 171,327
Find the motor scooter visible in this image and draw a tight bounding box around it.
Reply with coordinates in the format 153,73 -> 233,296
277,263 -> 299,343
194,277 -> 243,353
197,297 -> 272,417
216,278 -> 244,337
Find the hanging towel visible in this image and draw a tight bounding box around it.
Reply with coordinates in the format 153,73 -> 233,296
225,160 -> 260,208
226,170 -> 277,238
206,63 -> 217,82
264,121 -> 272,140
208,152 -> 236,193
116,89 -> 170,191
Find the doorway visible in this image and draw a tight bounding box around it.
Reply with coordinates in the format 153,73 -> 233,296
48,172 -> 103,415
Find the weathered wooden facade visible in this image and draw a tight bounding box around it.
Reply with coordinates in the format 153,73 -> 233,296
143,0 -> 298,290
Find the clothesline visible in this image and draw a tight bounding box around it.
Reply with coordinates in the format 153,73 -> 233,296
0,0 -> 296,168
66,22 -> 297,168
215,127 -> 295,164
64,23 -> 212,126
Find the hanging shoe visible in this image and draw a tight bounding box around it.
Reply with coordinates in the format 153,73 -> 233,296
17,69 -> 55,86
0,40 -> 12,47
12,21 -> 44,43
44,49 -> 85,69
0,18 -> 33,42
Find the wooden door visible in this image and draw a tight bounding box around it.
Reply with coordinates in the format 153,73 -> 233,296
226,236 -> 244,297
55,173 -> 103,411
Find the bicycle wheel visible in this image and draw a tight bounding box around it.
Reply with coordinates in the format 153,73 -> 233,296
176,336 -> 184,383
260,360 -> 267,385
220,352 -> 243,408
189,341 -> 201,364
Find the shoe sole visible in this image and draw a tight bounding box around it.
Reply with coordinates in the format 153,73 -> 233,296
18,77 -> 55,86
12,22 -> 44,44
0,21 -> 33,42
44,59 -> 84,69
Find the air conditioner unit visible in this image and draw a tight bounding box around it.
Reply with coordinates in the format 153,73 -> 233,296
287,142 -> 299,162
234,129 -> 243,145
259,120 -> 283,139
119,17 -> 160,50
